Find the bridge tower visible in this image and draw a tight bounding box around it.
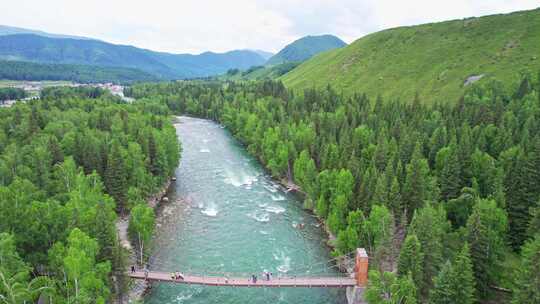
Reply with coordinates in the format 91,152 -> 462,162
354,248 -> 369,287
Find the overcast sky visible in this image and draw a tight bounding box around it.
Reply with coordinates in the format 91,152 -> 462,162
1,0 -> 538,54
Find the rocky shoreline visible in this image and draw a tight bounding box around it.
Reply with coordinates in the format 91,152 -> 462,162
278,178 -> 356,273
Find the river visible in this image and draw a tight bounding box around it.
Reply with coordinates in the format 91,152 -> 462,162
144,116 -> 347,304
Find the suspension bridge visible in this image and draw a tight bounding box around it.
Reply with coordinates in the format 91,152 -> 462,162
127,248 -> 369,288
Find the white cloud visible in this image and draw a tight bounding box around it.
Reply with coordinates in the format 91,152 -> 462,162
0,0 -> 538,53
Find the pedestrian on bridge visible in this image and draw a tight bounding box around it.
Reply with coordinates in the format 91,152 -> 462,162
175,271 -> 184,280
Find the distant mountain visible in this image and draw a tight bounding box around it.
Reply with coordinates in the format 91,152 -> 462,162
0,25 -> 93,40
266,35 -> 346,66
0,60 -> 159,84
251,50 -> 274,61
282,8 -> 540,104
0,33 -> 267,79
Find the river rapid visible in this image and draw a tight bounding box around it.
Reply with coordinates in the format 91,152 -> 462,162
144,116 -> 347,304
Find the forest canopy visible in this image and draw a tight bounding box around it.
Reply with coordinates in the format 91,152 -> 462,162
0,87 -> 179,303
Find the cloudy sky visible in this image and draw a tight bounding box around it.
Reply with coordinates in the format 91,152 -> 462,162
1,0 -> 538,54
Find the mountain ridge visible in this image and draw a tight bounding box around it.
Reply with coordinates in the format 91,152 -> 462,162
0,25 -> 94,41
0,33 -> 267,79
266,34 -> 346,66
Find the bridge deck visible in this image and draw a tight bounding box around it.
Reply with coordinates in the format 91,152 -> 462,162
128,271 -> 358,288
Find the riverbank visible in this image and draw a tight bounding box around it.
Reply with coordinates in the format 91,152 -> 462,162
115,178 -> 173,303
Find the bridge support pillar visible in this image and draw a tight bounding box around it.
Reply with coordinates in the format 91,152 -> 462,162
354,248 -> 368,287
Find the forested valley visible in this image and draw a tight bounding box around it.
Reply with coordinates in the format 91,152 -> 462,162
0,87 -> 179,303
126,74 -> 540,303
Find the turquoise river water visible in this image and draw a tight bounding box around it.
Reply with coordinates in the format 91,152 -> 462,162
144,117 -> 347,304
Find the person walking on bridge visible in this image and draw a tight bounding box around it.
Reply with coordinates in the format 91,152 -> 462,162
175,271 -> 184,280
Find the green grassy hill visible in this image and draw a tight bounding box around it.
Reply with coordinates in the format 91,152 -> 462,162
281,8 -> 540,104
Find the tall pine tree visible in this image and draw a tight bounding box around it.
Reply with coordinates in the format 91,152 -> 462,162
397,233 -> 423,293
105,140 -> 128,214
429,261 -> 453,304
429,244 -> 474,304
512,234 -> 540,304
439,138 -> 462,201
466,198 -> 507,297
451,243 -> 475,304
403,143 -> 431,219
409,204 -> 447,299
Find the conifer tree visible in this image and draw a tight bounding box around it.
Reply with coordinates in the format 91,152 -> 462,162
528,205 -> 540,237
105,140 -> 127,214
388,177 -> 402,217
470,149 -> 498,198
504,148 -> 529,249
373,172 -> 388,207
515,74 -> 532,99
512,234 -> 540,304
458,123 -> 473,186
429,261 -> 453,304
398,233 -> 423,291
48,136 -> 64,166
440,139 -> 461,201
429,127 -> 447,167
450,243 -> 475,304
403,143 -> 431,219
374,133 -> 389,171
358,164 -> 378,213
522,137 -> 540,234
466,198 -> 507,297
409,204 -> 447,298
429,244 -> 475,304
147,132 -> 160,176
